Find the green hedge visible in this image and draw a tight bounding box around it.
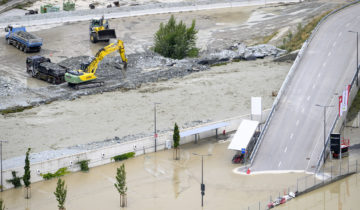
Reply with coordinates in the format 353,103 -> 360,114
111,152 -> 135,162
41,167 -> 70,180
76,160 -> 90,172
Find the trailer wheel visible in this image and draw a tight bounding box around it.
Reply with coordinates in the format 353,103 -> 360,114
24,47 -> 29,53
19,45 -> 23,51
90,33 -> 97,43
6,39 -> 11,45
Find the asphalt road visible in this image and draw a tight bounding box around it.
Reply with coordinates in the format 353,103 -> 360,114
252,3 -> 360,172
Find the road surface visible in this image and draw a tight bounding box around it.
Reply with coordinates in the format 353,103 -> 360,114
252,3 -> 360,172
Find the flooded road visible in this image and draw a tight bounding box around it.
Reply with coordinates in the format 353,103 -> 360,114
1,137 -> 306,210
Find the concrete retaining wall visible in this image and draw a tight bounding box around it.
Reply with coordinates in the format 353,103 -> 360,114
2,109 -> 269,190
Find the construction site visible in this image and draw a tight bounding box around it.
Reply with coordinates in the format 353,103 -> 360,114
1,0 -> 360,209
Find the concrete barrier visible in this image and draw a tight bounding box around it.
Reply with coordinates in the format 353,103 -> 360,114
2,109 -> 270,190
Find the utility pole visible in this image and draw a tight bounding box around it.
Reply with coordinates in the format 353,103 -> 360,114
348,30 -> 359,86
154,102 -> 160,152
192,153 -> 211,207
315,104 -> 334,165
0,140 -> 8,192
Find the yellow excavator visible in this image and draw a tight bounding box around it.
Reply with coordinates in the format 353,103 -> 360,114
65,39 -> 127,89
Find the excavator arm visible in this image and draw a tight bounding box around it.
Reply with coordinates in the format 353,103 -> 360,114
64,39 -> 127,86
86,39 -> 127,74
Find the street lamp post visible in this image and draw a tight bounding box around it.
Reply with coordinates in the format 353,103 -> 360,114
315,104 -> 334,165
192,153 -> 211,207
0,140 -> 8,192
348,30 -> 359,86
154,102 -> 160,152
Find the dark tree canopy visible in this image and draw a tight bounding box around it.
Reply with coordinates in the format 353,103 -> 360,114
173,123 -> 180,149
154,15 -> 199,59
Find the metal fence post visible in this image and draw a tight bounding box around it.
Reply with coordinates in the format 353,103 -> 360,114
340,161 -> 342,175
348,160 -> 350,173
314,174 -> 316,185
258,201 -> 260,210
331,166 -> 332,180
297,178 -> 298,192
356,160 -> 358,173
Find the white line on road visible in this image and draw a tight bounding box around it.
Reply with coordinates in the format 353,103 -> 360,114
307,96 -> 311,101
296,120 -> 300,126
339,32 -> 342,37
290,133 -> 294,139
284,147 -> 287,153
328,51 -> 331,56
278,161 -> 282,167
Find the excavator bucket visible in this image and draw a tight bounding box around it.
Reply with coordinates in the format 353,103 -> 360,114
97,29 -> 116,40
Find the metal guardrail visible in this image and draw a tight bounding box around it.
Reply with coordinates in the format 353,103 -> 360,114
249,0 -> 360,165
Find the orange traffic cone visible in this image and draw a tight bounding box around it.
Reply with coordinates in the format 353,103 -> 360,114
246,168 -> 251,174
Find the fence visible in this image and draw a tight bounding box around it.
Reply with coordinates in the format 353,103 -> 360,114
2,109 -> 270,190
0,0 -> 300,28
244,159 -> 359,210
250,0 -> 360,167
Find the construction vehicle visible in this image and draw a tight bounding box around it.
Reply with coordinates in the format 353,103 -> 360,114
5,25 -> 42,52
65,39 -> 127,89
89,16 -> 116,43
26,56 -> 68,84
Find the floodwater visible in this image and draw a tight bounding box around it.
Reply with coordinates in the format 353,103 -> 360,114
0,59 -> 291,159
1,137 -> 307,210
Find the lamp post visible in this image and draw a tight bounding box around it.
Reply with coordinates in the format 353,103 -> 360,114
192,153 -> 211,207
315,104 -> 334,165
0,140 -> 8,192
154,102 -> 160,152
348,30 -> 359,86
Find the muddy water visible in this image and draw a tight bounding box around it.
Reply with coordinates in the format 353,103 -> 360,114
0,59 -> 290,159
1,137 -> 307,210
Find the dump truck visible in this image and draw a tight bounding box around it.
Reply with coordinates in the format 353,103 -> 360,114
5,25 -> 42,52
89,16 -> 116,43
26,56 -> 68,84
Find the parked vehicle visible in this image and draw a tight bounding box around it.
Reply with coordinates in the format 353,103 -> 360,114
5,25 -> 42,52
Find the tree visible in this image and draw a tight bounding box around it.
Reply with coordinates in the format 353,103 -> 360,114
114,164 -> 127,207
154,15 -> 199,59
173,123 -> 180,160
0,198 -> 5,210
54,178 -> 67,210
23,148 -> 31,199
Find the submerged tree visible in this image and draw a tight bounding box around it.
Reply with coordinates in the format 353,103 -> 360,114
23,148 -> 31,199
114,164 -> 127,207
6,171 -> 22,188
154,15 -> 199,59
54,178 -> 67,210
173,123 -> 180,160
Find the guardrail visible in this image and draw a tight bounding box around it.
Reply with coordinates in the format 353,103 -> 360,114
249,0 -> 360,166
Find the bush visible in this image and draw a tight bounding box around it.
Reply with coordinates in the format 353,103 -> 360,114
154,15 -> 199,59
6,171 -> 22,188
41,167 -> 70,180
279,11 -> 330,52
76,160 -> 90,172
112,152 -> 135,162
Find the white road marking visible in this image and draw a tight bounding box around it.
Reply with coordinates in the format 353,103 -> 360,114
333,42 -> 336,47
339,32 -> 342,37
307,96 -> 311,101
318,73 -> 321,78
284,147 -> 287,153
278,161 -> 282,167
290,133 -> 294,139
296,120 -> 300,126
328,51 -> 331,56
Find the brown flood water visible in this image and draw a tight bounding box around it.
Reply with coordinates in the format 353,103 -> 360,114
1,137 -> 306,210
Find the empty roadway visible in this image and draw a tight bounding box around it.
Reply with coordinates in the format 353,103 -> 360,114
251,3 -> 360,172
